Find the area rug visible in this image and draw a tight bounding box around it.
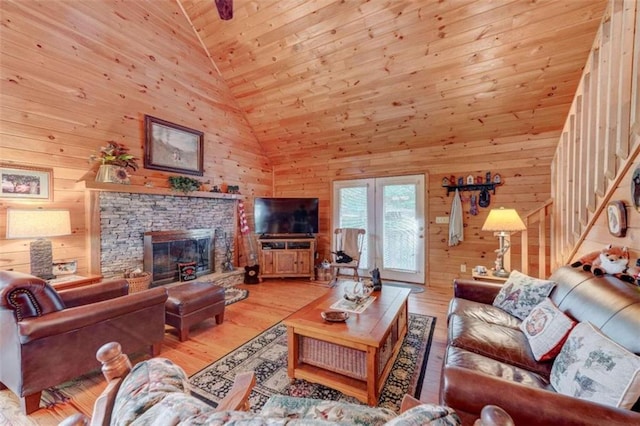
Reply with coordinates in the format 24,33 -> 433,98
189,313 -> 436,414
225,287 -> 248,305
383,282 -> 425,294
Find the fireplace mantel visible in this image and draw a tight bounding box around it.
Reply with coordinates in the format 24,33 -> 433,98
82,181 -> 242,200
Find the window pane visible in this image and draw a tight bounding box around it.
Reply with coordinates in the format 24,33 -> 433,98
382,184 -> 417,272
338,186 -> 369,269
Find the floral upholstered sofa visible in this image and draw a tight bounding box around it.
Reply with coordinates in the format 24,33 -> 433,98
93,355 -> 462,425
61,341 -> 515,426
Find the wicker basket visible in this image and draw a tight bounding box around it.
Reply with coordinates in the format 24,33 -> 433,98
126,272 -> 152,293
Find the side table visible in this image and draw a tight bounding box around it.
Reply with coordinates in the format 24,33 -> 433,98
472,270 -> 509,283
47,274 -> 103,290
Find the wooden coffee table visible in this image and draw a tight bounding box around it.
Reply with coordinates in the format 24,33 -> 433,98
283,281 -> 410,405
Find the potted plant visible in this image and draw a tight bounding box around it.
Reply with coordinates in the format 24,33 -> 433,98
92,142 -> 139,184
168,176 -> 202,193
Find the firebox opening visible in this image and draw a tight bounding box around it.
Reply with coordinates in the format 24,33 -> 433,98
144,229 -> 215,286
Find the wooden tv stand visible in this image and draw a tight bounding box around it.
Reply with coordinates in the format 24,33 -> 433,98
258,236 -> 316,281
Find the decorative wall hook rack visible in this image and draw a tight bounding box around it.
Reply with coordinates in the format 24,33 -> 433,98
442,172 -> 503,196
443,182 -> 502,196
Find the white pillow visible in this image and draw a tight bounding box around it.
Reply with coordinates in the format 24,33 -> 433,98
520,298 -> 576,361
550,322 -> 640,409
492,270 -> 556,320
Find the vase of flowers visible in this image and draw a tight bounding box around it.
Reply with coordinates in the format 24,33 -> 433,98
92,142 -> 139,184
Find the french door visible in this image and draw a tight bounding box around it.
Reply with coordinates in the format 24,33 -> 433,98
332,175 -> 425,284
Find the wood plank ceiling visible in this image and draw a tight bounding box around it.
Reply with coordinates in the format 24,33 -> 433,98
178,0 -> 607,165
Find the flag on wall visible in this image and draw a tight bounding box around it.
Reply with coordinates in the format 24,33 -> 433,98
238,200 -> 250,235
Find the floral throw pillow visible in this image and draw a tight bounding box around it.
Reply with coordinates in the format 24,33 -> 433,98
550,322 -> 640,409
520,298 -> 576,361
492,270 -> 556,320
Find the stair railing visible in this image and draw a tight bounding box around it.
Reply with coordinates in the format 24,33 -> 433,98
519,199 -> 553,278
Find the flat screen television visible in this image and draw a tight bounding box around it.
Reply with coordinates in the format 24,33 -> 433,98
254,197 -> 319,236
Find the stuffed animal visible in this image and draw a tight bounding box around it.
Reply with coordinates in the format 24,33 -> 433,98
622,259 -> 640,286
570,245 -> 630,276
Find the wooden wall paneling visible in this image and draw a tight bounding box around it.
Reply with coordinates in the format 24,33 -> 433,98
0,0 -> 273,274
276,131 -> 557,288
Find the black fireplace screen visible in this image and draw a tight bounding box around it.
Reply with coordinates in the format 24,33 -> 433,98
144,230 -> 214,286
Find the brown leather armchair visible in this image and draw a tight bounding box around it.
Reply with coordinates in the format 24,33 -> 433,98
0,270 -> 168,414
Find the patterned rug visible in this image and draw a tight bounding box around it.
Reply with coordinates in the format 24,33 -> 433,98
190,313 -> 436,414
224,287 -> 248,305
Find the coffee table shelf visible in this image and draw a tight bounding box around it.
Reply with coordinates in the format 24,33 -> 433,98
283,281 -> 410,405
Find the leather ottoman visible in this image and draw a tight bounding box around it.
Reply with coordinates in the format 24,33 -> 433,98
165,282 -> 225,341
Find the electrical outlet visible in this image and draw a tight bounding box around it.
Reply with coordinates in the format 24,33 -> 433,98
460,264 -> 466,272
435,216 -> 450,224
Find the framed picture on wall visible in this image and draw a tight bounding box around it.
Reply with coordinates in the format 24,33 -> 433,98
0,164 -> 53,201
606,200 -> 627,237
144,115 -> 204,176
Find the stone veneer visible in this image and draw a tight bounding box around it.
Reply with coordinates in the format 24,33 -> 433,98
99,192 -> 236,279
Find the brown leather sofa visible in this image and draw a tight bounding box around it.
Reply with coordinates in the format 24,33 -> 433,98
0,270 -> 168,414
440,265 -> 640,426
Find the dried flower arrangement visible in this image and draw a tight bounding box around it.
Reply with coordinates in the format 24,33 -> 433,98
91,142 -> 139,171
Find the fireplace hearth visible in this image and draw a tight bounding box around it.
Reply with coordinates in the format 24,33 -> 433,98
144,229 -> 215,286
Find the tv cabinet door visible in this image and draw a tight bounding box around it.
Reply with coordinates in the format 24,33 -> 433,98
274,251 -> 298,274
261,250 -> 275,276
296,250 -> 313,275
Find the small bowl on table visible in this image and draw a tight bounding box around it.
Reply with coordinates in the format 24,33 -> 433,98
321,310 -> 349,322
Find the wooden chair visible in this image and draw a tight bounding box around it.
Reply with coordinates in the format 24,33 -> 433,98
60,342 -> 256,426
330,228 -> 366,285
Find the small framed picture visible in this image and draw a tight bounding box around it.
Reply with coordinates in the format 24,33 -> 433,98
606,201 -> 627,237
1,164 -> 53,201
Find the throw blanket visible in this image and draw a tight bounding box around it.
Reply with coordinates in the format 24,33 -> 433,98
341,228 -> 362,260
448,189 -> 463,246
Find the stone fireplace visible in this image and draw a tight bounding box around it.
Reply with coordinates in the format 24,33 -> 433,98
98,192 -> 236,280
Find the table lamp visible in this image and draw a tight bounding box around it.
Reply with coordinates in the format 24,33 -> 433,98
481,207 -> 526,278
6,208 -> 72,280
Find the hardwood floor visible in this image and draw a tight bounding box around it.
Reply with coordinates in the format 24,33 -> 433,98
8,279 -> 452,425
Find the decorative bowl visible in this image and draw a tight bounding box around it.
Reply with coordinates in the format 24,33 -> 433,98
321,310 -> 349,322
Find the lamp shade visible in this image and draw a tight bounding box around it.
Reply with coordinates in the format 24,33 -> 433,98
6,208 -> 71,239
482,207 -> 526,232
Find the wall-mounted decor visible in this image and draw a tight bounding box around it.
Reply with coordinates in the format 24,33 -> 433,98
178,262 -> 197,281
144,115 -> 204,176
606,200 -> 627,237
52,259 -> 77,275
632,166 -> 640,212
0,164 -> 53,201
443,171 -> 503,197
